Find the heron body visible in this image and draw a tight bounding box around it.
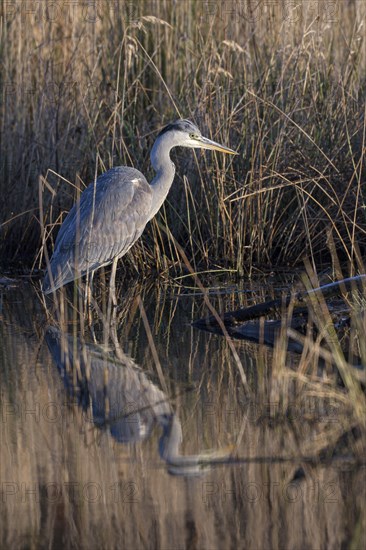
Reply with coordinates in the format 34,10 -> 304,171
42,119 -> 236,298
42,167 -> 152,293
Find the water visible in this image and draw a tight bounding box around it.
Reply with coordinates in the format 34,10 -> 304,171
1,279 -> 365,549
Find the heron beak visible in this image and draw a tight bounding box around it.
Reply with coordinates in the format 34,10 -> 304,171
198,135 -> 238,155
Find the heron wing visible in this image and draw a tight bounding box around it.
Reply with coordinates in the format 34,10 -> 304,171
43,167 -> 153,292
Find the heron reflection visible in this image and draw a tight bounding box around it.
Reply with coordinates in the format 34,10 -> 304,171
45,326 -> 233,476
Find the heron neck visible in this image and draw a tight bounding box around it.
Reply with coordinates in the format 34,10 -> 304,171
149,137 -> 176,220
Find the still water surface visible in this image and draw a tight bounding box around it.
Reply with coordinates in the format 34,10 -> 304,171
1,279 -> 364,549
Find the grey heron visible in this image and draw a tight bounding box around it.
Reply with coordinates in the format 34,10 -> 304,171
42,119 -> 237,302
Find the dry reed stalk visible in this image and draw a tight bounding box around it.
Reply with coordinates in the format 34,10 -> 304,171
0,0 -> 364,278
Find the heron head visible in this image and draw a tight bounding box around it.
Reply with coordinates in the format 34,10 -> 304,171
158,119 -> 237,155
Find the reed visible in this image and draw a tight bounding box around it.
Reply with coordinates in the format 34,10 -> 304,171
0,0 -> 365,277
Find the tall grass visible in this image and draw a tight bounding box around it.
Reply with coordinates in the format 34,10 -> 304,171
0,0 -> 365,276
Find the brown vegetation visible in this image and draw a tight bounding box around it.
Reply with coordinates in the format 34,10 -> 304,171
0,0 -> 365,276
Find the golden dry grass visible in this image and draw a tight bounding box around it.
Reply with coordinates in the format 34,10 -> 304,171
0,0 -> 365,277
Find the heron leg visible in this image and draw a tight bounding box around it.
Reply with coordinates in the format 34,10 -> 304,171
89,271 -> 95,306
109,257 -> 119,307
86,271 -> 95,324
83,270 -> 95,324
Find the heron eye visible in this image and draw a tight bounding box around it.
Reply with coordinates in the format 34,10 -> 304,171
189,133 -> 198,139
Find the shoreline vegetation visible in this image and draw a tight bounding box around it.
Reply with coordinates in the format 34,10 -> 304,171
0,0 -> 365,276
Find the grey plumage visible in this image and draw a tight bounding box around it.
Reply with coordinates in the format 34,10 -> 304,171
43,167 -> 151,293
43,120 -> 237,297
